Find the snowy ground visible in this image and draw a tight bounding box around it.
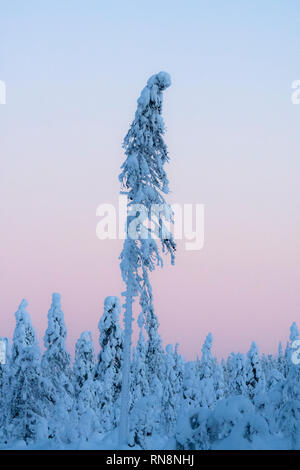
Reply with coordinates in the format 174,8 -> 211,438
0,431 -> 290,451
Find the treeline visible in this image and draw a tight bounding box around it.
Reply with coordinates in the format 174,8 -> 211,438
0,293 -> 299,450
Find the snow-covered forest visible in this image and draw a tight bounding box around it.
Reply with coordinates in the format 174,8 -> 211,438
0,294 -> 300,450
1,72 -> 299,451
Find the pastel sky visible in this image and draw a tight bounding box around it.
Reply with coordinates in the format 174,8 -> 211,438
1,0 -> 299,360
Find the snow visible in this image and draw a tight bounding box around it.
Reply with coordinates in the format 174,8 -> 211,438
0,310 -> 300,450
1,307 -> 299,450
1,73 -> 300,451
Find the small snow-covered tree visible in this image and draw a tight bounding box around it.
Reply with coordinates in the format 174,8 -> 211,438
42,293 -> 73,390
0,337 -> 9,441
285,322 -> 300,377
74,331 -> 99,440
214,363 -> 225,402
226,352 -> 248,397
174,343 -> 185,386
276,341 -> 286,378
5,300 -> 47,444
74,331 -> 95,394
261,353 -> 283,392
118,71 -> 176,444
200,333 -> 215,377
41,293 -> 75,443
162,344 -> 184,434
278,322 -> 300,448
197,333 -> 224,408
182,361 -> 202,409
245,342 -> 265,402
94,296 -> 123,432
128,324 -> 166,451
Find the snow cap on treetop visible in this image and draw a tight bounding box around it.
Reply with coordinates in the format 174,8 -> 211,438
52,292 -> 61,307
248,341 -> 259,355
104,296 -> 120,314
147,71 -> 171,90
18,299 -> 28,311
15,299 -> 31,326
203,332 -> 213,348
137,72 -> 171,109
79,331 -> 93,343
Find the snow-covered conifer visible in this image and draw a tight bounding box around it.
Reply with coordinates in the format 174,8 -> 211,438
5,300 -> 47,444
197,333 -> 224,408
94,296 -> 123,432
42,293 -> 73,388
74,331 -> 95,394
182,361 -> 202,408
278,322 -> 300,448
118,72 -> 175,444
226,353 -> 248,397
73,331 -> 99,440
41,293 -> 74,443
245,342 -> 265,402
276,341 -> 286,377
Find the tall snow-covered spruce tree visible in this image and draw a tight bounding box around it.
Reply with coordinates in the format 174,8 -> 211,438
95,296 -> 123,432
118,72 -> 176,445
5,300 -> 47,443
